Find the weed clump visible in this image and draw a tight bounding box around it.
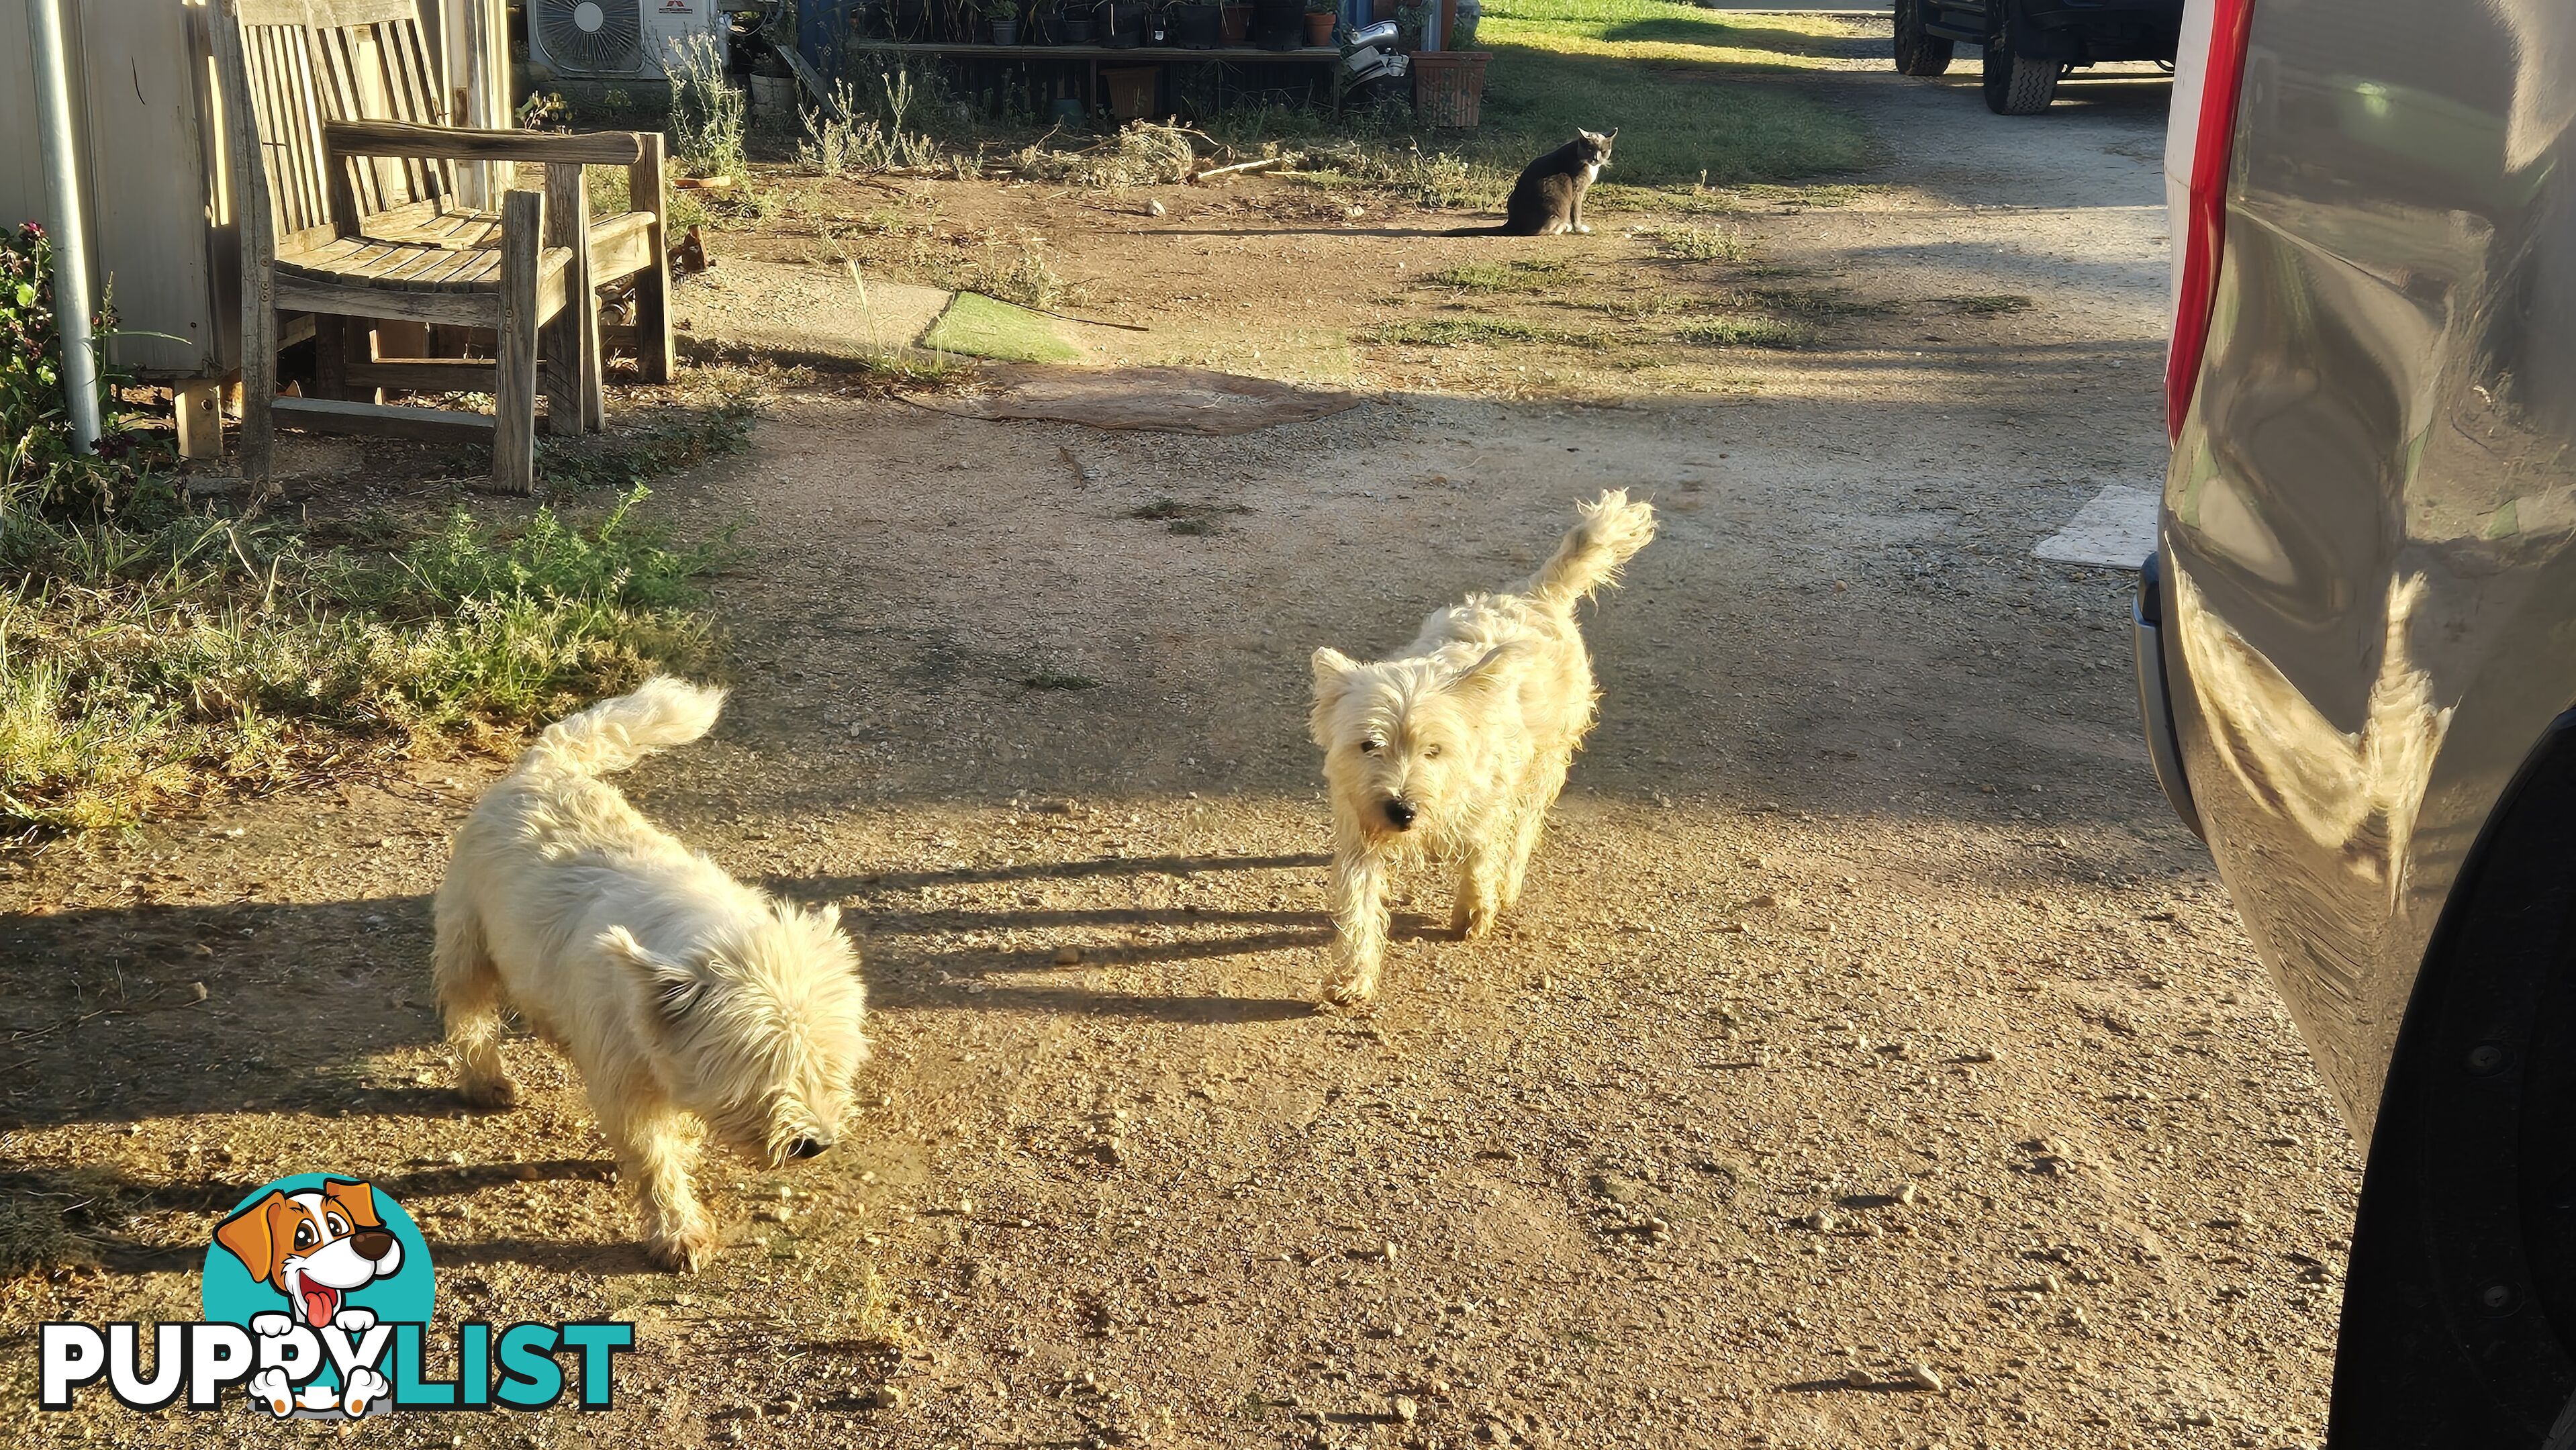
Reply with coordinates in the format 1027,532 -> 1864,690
1006,122 -> 1199,189
798,71 -> 949,176
666,31 -> 747,181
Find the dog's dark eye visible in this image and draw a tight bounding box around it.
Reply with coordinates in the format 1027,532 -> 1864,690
1359,739 -> 1382,754
325,1214 -> 349,1236
1424,744 -> 1443,759
293,1222 -> 316,1249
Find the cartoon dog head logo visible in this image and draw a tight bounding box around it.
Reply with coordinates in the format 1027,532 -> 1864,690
214,1179 -> 405,1330
201,1175 -> 434,1420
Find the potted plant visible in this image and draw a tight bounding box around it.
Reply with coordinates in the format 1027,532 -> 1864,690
1410,0 -> 1488,127
992,0 -> 1022,42
1302,0 -> 1335,45
1177,0 -> 1225,46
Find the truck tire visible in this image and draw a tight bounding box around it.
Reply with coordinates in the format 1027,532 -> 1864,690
1893,0 -> 1953,76
1981,4 -> 2060,114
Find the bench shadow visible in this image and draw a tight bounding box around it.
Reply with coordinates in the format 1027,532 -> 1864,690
1,896 -> 446,1130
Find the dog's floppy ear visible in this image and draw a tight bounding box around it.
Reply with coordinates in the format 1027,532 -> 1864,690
600,926 -> 704,1026
1444,642 -> 1522,695
215,1192 -> 285,1280
321,1179 -> 383,1230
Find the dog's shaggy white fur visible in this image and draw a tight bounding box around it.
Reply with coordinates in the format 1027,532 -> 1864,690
1310,489 -> 1656,1006
433,678 -> 869,1271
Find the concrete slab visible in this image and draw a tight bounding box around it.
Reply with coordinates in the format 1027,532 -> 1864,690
2034,483 -> 2158,569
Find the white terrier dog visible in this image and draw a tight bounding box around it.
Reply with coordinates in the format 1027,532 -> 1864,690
433,678 -> 869,1271
1309,489 -> 1657,1008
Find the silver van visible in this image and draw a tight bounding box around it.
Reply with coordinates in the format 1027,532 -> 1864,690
2139,0 -> 2576,1438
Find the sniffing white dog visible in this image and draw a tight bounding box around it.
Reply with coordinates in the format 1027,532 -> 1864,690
433,678 -> 869,1271
1309,489 -> 1657,1007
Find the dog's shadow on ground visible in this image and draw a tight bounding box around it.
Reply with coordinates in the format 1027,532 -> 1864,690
0,1158 -> 625,1276
781,851 -> 1449,1024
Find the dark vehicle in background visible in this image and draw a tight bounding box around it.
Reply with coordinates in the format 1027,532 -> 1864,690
1893,0 -> 2183,114
2140,0 -> 2576,1441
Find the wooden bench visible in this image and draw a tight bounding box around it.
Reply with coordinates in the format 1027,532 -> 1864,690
211,0 -> 673,492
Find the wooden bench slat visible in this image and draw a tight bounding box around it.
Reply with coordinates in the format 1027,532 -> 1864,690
271,393 -> 497,442
326,118 -> 649,166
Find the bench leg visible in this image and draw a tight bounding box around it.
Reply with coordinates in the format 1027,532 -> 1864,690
314,316 -> 351,402
628,136 -> 674,385
174,379 -> 225,459
493,188 -> 544,494
542,162 -> 598,437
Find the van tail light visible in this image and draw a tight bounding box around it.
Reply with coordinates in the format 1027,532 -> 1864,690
2166,0 -> 2256,442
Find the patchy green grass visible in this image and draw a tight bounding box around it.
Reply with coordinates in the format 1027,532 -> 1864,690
1646,225 -> 1754,263
1259,4 -> 1871,208
1942,293 -> 2037,313
0,375 -> 758,837
1422,259 -> 1582,293
1733,285 -> 1900,317
1368,317 -> 1609,349
0,483 -> 741,833
1676,316 -> 1817,349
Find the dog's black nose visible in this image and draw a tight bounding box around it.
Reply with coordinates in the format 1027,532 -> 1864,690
350,1230 -> 397,1262
788,1136 -> 830,1160
1382,799 -> 1417,830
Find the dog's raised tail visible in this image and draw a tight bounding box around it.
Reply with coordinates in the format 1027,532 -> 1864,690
1527,488 -> 1658,609
526,676 -> 728,777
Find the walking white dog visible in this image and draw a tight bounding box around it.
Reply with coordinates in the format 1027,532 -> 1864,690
1309,489 -> 1657,1007
433,678 -> 869,1271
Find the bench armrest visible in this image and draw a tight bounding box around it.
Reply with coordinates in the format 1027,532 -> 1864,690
324,119 -> 649,167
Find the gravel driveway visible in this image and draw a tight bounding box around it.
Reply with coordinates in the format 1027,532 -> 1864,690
0,48 -> 2354,1450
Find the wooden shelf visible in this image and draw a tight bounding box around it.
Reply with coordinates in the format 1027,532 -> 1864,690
857,41 -> 1340,59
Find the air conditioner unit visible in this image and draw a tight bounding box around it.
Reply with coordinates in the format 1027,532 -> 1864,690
528,0 -> 720,81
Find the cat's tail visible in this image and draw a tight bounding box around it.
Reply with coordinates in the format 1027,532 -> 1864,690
1525,489 -> 1658,610
1441,224 -> 1513,236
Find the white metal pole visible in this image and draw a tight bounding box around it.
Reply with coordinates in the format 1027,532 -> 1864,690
26,0 -> 103,453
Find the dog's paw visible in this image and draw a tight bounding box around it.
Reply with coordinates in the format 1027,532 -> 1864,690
340,1365 -> 390,1418
648,1223 -> 721,1274
1574,224 -> 1593,235
1321,975 -> 1381,1011
1451,904 -> 1497,940
248,1368 -> 297,1418
250,1311 -> 297,1339
332,1307 -> 377,1336
457,1073 -> 518,1110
